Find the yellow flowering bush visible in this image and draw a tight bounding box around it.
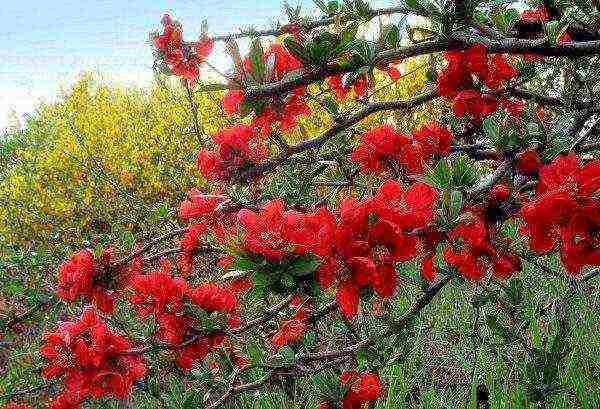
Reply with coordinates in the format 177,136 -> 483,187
0,74 -> 235,248
0,60 -> 436,251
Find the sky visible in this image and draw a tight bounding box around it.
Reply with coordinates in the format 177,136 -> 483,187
1,0 -> 397,132
1,0 -> 313,131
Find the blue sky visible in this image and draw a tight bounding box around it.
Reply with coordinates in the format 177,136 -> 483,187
0,0 -> 392,131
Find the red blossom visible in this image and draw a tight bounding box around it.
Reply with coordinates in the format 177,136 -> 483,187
272,302 -> 310,349
196,125 -> 268,181
444,213 -> 521,280
177,223 -> 207,274
350,123 -> 454,174
319,181 -> 439,318
41,307 -> 146,405
516,149 -> 543,175
175,332 -> 224,370
178,189 -> 227,220
57,248 -> 119,314
129,259 -> 187,317
520,154 -> 600,274
438,44 -> 518,120
187,282 -> 237,313
340,371 -> 382,409
153,15 -> 212,84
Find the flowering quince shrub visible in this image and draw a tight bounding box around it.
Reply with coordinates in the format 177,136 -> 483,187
4,1 -> 600,408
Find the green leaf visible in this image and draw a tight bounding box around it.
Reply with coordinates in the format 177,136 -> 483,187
183,389 -> 201,409
322,96 -> 340,115
332,23 -> 359,56
273,346 -> 297,366
288,254 -> 321,276
327,0 -> 339,14
121,230 -> 135,249
229,257 -> 258,271
283,37 -> 310,65
427,154 -> 478,189
486,314 -> 509,338
248,38 -> 265,82
382,24 -> 400,47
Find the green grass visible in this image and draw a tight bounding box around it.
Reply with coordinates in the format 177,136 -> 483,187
1,248 -> 599,409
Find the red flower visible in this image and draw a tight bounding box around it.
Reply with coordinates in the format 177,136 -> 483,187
485,55 -> 518,89
153,15 -> 212,85
516,149 -> 543,175
178,189 -> 227,220
41,307 -> 146,405
350,123 -> 454,174
196,125 -> 268,181
452,90 -> 498,121
320,181 -> 440,318
177,223 -> 207,274
187,282 -> 237,313
444,213 -> 521,280
520,154 -> 600,274
129,259 -> 187,317
349,125 -> 409,173
340,371 -> 382,409
326,74 -> 350,100
175,332 -> 224,370
521,7 -> 549,22
489,184 -> 511,203
272,302 -> 309,349
237,199 -> 295,259
222,89 -> 244,115
57,248 -> 118,314
438,44 -> 517,120
336,280 -> 361,319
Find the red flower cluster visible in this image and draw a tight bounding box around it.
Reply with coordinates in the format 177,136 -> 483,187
340,371 -> 382,409
236,199 -> 329,260
349,122 -> 453,174
178,188 -> 227,220
272,296 -> 310,349
153,14 -> 213,84
41,307 -> 146,408
516,149 -> 543,175
196,125 -> 268,181
130,260 -> 187,318
177,223 -> 207,274
443,212 -> 521,280
222,43 -> 310,135
437,44 -> 520,121
520,154 -> 600,274
57,247 -> 121,314
176,332 -> 224,370
317,181 -> 439,318
327,62 -> 401,100
129,260 -> 237,368
187,282 -> 238,313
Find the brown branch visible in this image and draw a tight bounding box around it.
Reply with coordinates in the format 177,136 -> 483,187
1,298 -> 57,332
185,6 -> 417,44
297,275 -> 452,363
227,294 -> 295,335
244,42 -> 449,101
466,160 -> 511,197
244,34 -> 600,103
113,228 -> 189,267
238,89 -> 438,181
